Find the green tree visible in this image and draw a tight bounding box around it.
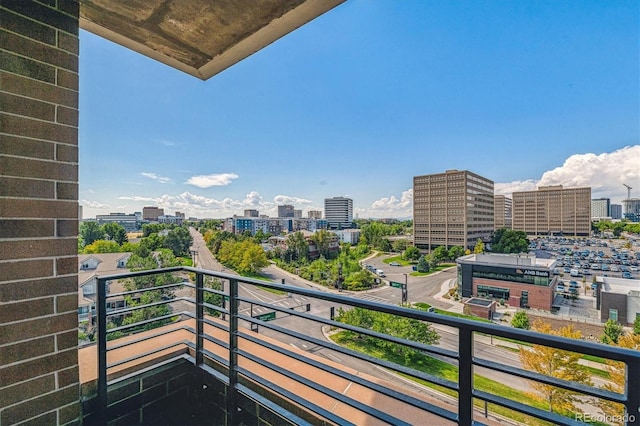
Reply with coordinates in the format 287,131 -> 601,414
416,255 -> 430,273
403,246 -> 421,261
378,238 -> 392,252
601,319 -> 624,345
80,221 -> 104,246
102,222 -> 128,245
473,239 -> 485,254
336,307 -> 439,362
519,320 -> 592,414
634,315 -> 640,335
84,239 -> 121,253
490,228 -> 529,253
142,223 -> 166,237
164,226 -> 193,257
217,239 -> 268,274
392,239 -> 409,253
285,231 -> 309,262
510,310 -> 530,329
310,229 -> 334,258
431,246 -> 448,265
448,246 -> 465,260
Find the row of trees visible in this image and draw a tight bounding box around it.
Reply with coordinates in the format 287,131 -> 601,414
79,222 -> 193,257
593,220 -> 640,237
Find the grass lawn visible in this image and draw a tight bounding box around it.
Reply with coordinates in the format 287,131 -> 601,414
410,263 -> 456,276
329,330 -> 607,425
383,255 -> 413,266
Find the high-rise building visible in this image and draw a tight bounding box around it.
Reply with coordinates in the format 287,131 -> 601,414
142,206 -> 164,221
610,204 -> 622,220
413,170 -> 494,251
494,195 -> 512,229
308,210 -> 322,219
512,185 -> 591,236
623,198 -> 640,222
278,204 -> 295,218
244,209 -> 259,217
324,197 -> 353,230
591,198 -> 610,220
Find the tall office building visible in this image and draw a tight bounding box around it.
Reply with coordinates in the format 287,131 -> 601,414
591,198 -> 610,220
623,198 -> 640,222
244,209 -> 259,217
324,197 -> 353,230
277,204 -> 295,218
610,204 -> 622,220
142,206 -> 164,221
512,185 -> 591,236
494,195 -> 512,229
308,210 -> 322,219
413,170 -> 494,251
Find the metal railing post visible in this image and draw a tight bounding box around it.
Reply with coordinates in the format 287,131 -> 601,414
195,271 -> 204,367
97,277 -> 108,423
228,277 -> 239,425
627,358 -> 640,425
458,327 -> 473,425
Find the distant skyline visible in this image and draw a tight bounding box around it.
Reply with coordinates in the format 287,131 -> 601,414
79,1 -> 639,219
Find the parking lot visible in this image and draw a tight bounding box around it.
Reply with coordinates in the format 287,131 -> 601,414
530,235 -> 640,281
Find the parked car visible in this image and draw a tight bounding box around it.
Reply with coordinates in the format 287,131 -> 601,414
390,262 -> 400,266
622,272 -> 633,279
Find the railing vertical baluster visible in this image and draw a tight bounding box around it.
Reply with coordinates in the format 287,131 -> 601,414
627,357 -> 640,425
97,277 -> 108,423
228,277 -> 239,425
195,271 -> 204,367
458,326 -> 473,425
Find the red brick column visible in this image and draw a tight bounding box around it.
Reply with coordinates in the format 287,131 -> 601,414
0,1 -> 81,424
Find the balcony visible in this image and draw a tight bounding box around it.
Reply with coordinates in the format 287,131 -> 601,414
79,266 -> 640,425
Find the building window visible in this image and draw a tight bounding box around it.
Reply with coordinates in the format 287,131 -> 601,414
609,309 -> 618,322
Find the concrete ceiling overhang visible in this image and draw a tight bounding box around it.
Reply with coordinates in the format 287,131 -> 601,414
80,0 -> 345,80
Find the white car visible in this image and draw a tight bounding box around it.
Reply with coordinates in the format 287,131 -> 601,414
631,266 -> 639,272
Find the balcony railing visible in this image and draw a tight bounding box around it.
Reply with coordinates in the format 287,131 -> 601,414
95,266 -> 640,425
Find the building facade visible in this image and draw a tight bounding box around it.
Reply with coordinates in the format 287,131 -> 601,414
277,204 -> 295,218
457,253 -> 559,310
623,198 -> 640,222
96,212 -> 140,231
142,206 -> 164,222
308,210 -> 322,219
324,197 -> 353,230
610,204 -> 622,220
244,209 -> 259,217
413,170 -> 494,251
493,195 -> 512,230
591,198 -> 610,220
512,185 -> 591,236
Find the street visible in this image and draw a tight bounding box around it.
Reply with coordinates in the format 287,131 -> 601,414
187,228 -> 605,421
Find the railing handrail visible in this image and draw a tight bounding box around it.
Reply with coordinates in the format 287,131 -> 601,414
96,266 -> 640,425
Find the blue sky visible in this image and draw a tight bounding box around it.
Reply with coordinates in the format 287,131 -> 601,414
79,0 -> 639,219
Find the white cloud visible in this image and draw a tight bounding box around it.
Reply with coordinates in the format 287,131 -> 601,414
141,172 -> 172,184
494,180 -> 538,196
362,189 -> 413,218
273,194 -> 313,205
81,200 -> 111,209
185,173 -> 239,188
496,145 -> 640,203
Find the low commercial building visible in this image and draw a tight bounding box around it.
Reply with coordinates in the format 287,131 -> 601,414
457,253 -> 558,310
595,276 -> 640,325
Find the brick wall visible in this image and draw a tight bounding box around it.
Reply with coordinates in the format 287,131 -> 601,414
473,278 -> 554,310
0,1 -> 81,424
